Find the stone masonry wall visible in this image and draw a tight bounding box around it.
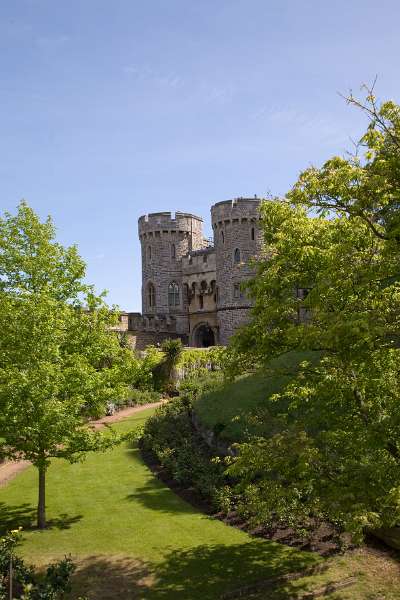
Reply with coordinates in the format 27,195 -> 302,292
211,198 -> 263,345
138,212 -> 204,335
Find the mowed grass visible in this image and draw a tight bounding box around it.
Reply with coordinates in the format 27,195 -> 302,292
0,407 -> 319,599
195,351 -> 319,441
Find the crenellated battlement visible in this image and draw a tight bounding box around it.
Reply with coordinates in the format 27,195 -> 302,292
138,211 -> 203,239
211,197 -> 261,227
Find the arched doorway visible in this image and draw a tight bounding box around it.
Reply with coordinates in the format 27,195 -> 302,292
194,324 -> 215,348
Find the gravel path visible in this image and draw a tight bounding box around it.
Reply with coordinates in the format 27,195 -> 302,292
0,400 -> 165,488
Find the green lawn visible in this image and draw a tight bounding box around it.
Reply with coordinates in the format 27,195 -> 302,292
0,407 -> 318,599
194,351 -> 319,441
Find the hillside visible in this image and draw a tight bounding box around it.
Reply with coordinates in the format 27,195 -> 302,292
193,350 -> 319,442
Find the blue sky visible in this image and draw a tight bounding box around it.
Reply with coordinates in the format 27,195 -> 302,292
1,0 -> 399,310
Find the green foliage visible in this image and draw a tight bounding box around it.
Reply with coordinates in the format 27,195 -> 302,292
146,345 -> 226,394
0,203 -> 141,527
177,346 -> 226,373
121,388 -> 162,407
225,90 -> 400,541
178,371 -> 223,405
161,338 -> 184,363
288,88 -> 400,244
0,530 -> 75,600
141,398 -> 225,505
150,339 -> 183,393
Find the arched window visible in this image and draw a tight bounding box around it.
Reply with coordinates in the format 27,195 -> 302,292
200,280 -> 208,292
171,244 -> 176,259
147,282 -> 156,308
168,282 -> 180,306
210,280 -> 216,303
234,248 -> 241,264
184,283 -> 189,301
147,246 -> 152,261
233,283 -> 241,299
221,231 -> 225,244
251,227 -> 255,241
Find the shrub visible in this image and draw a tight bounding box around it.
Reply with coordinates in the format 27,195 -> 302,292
177,347 -> 226,380
178,372 -> 223,404
124,388 -> 162,406
0,530 -> 76,600
141,397 -> 225,506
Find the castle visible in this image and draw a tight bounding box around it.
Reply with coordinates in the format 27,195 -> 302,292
123,198 -> 262,349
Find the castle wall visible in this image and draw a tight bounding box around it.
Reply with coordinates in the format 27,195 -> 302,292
182,248 -> 216,314
211,198 -> 262,345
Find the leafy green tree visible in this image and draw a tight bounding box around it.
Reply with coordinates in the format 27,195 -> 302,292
0,203 -> 141,528
289,84 -> 400,243
227,92 -> 400,542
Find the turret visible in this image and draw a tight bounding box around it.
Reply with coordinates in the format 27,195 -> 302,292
138,211 -> 204,335
211,198 -> 262,344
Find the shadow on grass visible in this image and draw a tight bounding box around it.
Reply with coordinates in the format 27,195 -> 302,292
146,541 -> 322,599
125,478 -> 196,515
71,555 -> 151,600
124,448 -> 198,516
70,541 -> 324,600
0,502 -> 82,534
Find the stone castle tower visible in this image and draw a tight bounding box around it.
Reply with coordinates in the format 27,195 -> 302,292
211,198 -> 263,345
130,198 -> 262,349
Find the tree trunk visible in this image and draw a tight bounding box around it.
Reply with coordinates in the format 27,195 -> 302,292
37,464 -> 46,529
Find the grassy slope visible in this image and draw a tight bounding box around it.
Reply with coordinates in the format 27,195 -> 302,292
194,351 -> 317,441
0,407 -> 317,600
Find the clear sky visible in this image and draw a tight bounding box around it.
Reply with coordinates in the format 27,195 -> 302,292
1,0 -> 399,310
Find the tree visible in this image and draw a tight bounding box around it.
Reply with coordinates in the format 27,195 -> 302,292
0,203 -> 141,528
226,92 -> 400,542
289,83 -> 400,244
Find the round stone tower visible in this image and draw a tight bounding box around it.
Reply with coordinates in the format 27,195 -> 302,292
211,198 -> 262,345
138,211 -> 205,336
